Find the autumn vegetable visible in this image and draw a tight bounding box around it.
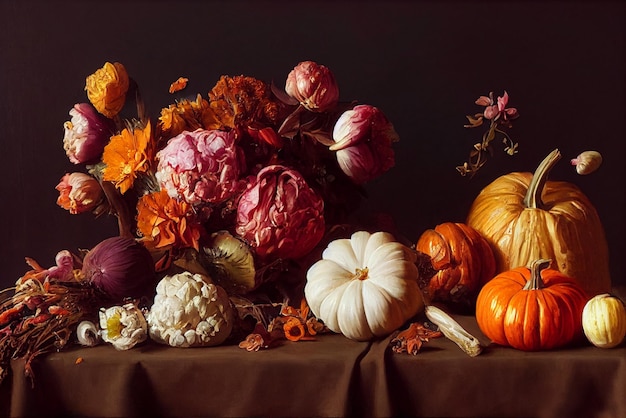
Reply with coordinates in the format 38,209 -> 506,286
146,271 -> 235,347
581,293 -> 626,348
571,150 -> 602,175
416,222 -> 495,310
200,230 -> 256,295
466,148 -> 611,297
475,259 -> 589,351
425,305 -> 482,357
304,231 -> 424,341
81,236 -> 157,302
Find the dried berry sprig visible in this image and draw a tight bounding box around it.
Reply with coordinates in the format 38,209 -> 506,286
457,91 -> 519,178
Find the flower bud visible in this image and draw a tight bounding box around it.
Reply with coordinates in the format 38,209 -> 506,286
285,61 -> 339,112
63,103 -> 114,164
236,165 -> 325,261
85,61 -> 130,118
56,172 -> 104,214
82,236 -> 157,302
330,105 -> 398,184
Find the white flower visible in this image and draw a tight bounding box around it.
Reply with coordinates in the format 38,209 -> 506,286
146,271 -> 234,347
98,303 -> 148,350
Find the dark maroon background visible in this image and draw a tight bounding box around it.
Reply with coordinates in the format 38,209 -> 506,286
0,1 -> 623,289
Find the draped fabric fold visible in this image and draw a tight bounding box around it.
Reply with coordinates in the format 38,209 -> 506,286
5,316 -> 626,418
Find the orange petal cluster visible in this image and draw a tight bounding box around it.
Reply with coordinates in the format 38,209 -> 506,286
157,94 -> 221,139
208,75 -> 282,131
136,189 -> 202,251
85,62 -> 129,118
102,122 -> 154,194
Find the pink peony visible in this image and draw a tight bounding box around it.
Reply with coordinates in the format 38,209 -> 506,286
56,172 -> 104,214
285,61 -> 339,112
63,103 -> 114,164
155,129 -> 245,206
235,165 -> 325,261
329,104 -> 398,184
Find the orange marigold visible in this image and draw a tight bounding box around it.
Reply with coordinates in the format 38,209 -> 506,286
158,94 -> 221,139
136,189 -> 202,251
208,75 -> 282,131
102,122 -> 154,194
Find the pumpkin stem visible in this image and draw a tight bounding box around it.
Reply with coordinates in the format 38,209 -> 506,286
523,149 -> 561,210
523,259 -> 552,290
353,267 -> 369,281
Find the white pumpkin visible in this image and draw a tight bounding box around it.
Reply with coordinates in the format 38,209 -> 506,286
304,231 -> 424,341
582,293 -> 626,348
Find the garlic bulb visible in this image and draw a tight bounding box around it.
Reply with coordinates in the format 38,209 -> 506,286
146,271 -> 235,347
99,303 -> 148,350
76,320 -> 101,347
570,150 -> 602,175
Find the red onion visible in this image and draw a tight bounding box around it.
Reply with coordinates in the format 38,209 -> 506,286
82,236 -> 156,301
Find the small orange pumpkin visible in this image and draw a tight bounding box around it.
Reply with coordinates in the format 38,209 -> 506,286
475,259 -> 589,351
416,222 -> 495,310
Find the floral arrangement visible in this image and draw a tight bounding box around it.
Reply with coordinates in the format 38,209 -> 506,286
0,60 -> 400,384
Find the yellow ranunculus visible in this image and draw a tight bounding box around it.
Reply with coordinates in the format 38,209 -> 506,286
85,62 -> 129,118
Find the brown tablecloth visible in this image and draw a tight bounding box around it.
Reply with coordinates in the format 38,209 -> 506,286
2,315 -> 625,418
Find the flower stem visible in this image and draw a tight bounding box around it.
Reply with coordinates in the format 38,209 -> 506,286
100,181 -> 133,239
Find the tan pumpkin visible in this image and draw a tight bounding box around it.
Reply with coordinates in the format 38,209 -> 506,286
466,149 -> 610,296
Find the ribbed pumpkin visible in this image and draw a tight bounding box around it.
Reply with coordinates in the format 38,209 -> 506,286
475,259 -> 589,351
581,293 -> 626,348
466,148 -> 610,297
304,231 -> 424,341
416,222 -> 495,310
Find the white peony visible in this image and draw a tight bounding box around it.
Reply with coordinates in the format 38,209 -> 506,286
98,303 -> 148,350
146,271 -> 234,347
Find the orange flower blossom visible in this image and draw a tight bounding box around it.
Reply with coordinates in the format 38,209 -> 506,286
85,62 -> 129,118
102,121 -> 154,194
136,189 -> 202,251
157,94 -> 221,139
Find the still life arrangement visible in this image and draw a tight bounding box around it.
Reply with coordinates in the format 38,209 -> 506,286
1,60 -> 624,387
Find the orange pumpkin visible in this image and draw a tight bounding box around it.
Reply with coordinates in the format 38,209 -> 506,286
475,259 -> 589,351
466,148 -> 611,297
416,222 -> 495,310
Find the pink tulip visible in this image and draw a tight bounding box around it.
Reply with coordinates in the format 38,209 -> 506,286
56,172 -> 104,214
155,129 -> 245,206
235,165 -> 325,261
329,104 -> 398,184
285,61 -> 339,112
63,103 -> 114,164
